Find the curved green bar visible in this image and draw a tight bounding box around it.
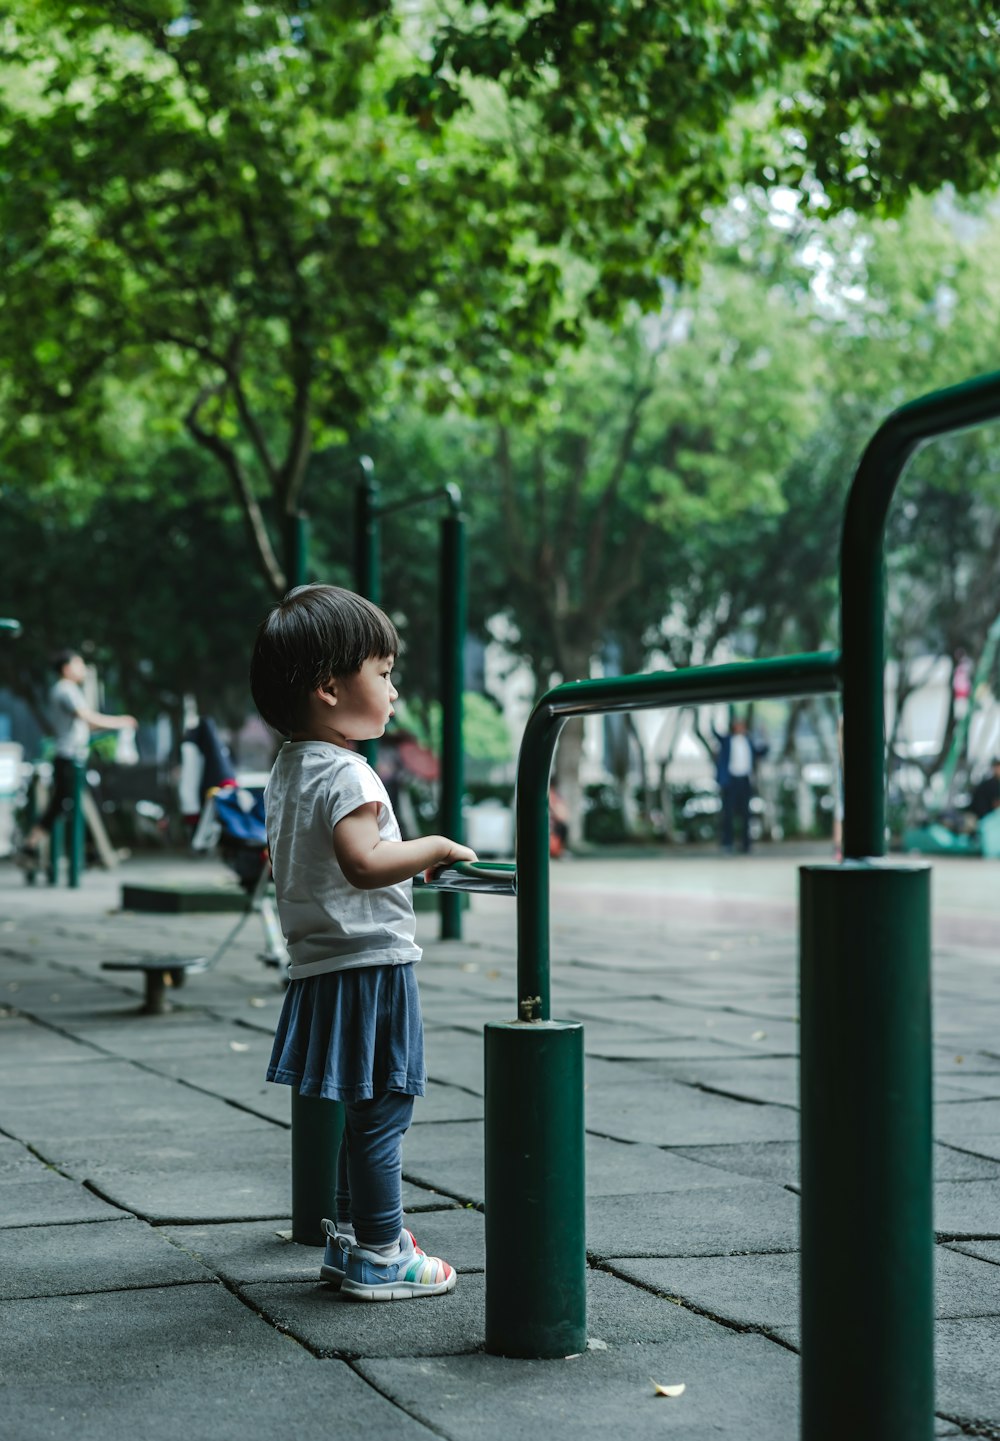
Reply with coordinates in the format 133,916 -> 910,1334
515,651 -> 842,1020
840,369 -> 1000,858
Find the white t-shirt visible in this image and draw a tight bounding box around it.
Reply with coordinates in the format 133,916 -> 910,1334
264,741 -> 421,980
728,733 -> 753,778
50,678 -> 90,761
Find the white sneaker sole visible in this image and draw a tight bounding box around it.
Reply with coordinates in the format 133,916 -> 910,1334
340,1271 -> 457,1302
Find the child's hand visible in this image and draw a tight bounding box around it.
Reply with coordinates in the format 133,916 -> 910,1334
424,841 -> 477,883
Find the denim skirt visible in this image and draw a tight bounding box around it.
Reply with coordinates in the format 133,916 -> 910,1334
266,962 -> 425,1103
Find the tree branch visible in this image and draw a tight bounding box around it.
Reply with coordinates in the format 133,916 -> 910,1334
185,382 -> 286,595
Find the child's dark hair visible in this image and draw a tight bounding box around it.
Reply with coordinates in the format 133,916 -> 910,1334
50,648 -> 79,676
250,585 -> 400,736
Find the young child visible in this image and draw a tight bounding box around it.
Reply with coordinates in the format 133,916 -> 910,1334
250,584 -> 476,1301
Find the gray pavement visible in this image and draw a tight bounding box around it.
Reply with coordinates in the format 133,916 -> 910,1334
1,847 -> 999,1439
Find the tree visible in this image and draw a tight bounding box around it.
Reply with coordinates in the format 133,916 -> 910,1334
6,1 -> 1000,597
0,440 -> 273,732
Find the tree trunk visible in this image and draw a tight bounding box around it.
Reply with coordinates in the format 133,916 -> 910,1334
554,718 -> 588,849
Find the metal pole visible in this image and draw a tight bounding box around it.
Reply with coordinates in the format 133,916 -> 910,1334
800,861 -> 933,1440
68,760 -> 86,888
291,1088 -> 344,1246
484,1018 -> 586,1357
820,372 -> 1000,1441
284,511 -> 310,590
840,370 -> 1000,859
355,459 -> 380,768
438,507 -> 466,941
354,458 -> 380,604
48,816 -> 63,886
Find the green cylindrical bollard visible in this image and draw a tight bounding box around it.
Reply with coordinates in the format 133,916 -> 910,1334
285,510 -> 310,590
800,861 -> 933,1441
48,816 -> 63,886
484,1020 -> 587,1357
290,1089 -> 345,1246
439,510 -> 466,941
355,463 -> 380,769
68,760 -> 86,888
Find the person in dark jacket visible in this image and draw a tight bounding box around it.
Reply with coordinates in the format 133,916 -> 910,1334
713,716 -> 769,854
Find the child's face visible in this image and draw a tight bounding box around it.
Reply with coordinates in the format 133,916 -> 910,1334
331,655 -> 398,742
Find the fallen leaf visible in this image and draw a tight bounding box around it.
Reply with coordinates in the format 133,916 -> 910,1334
229,1041 -> 250,1052
651,1380 -> 686,1398
955,1056 -> 964,1064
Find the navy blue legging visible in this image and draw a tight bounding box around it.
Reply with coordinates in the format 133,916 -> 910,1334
335,1091 -> 414,1247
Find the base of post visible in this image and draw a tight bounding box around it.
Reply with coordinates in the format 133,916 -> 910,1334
484,1020 -> 586,1358
291,1089 -> 345,1245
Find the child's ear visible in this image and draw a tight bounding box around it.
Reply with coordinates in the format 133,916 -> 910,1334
315,678 -> 338,709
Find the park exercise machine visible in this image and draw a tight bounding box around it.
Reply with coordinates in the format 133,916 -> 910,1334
294,369 -> 1000,1441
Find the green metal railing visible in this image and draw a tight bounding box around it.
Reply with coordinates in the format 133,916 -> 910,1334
355,459 -> 467,942
512,653 -> 841,1022
477,370 -> 1000,1438
841,370 -> 1000,858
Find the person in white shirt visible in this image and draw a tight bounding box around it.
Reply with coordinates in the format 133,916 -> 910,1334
24,650 -> 137,858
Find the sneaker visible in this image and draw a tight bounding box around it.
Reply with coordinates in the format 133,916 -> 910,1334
319,1218 -> 352,1288
320,1220 -> 424,1289
341,1229 -> 456,1302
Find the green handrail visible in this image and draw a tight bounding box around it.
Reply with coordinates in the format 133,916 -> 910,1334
840,369 -> 1000,857
514,651 -> 842,1020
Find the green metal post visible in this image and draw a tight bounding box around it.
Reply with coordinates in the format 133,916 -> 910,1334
354,458 -> 380,605
67,760 -> 86,888
800,861 -> 933,1440
48,816 -> 63,885
284,510 -> 310,590
841,370 -> 1000,859
817,371 -> 1000,1441
355,459 -> 380,768
484,1019 -> 586,1357
438,506 -> 466,941
291,1088 -> 345,1246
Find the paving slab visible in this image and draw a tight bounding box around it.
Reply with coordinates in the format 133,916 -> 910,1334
245,1269 -> 727,1361
935,1099 -> 1000,1138
608,1246 -> 1000,1332
583,1073 -> 799,1147
948,1240 -> 1000,1266
935,1318 -> 1000,1430
1,1290 -> 436,1441
586,1182 -> 799,1259
0,1171 -> 127,1228
0,1217 -> 210,1298
934,1179 -> 1000,1237
630,1057 -> 800,1107
357,1330 -> 800,1441
584,1135 -> 771,1196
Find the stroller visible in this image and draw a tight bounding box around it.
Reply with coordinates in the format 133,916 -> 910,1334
191,784 -> 289,975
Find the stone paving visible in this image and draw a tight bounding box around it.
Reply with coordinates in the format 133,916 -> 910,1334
1,849 -> 999,1439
